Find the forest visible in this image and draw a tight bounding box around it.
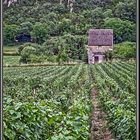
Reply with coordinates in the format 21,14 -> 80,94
3,0 -> 136,63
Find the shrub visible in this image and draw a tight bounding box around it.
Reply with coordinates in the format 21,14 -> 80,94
56,46 -> 69,64
104,18 -> 136,43
52,4 -> 67,14
18,43 -> 41,55
4,24 -> 20,45
104,51 -> 114,61
32,22 -> 49,44
20,22 -> 33,34
20,46 -> 36,63
42,37 -> 60,55
114,42 -> 136,59
30,54 -> 47,63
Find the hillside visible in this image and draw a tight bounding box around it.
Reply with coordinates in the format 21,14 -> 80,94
3,0 -> 136,44
3,0 -> 136,63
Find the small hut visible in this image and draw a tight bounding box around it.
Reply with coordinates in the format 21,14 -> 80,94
87,29 -> 113,64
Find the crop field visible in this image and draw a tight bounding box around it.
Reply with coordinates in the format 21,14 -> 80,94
3,56 -> 20,65
3,61 -> 136,140
3,46 -> 18,52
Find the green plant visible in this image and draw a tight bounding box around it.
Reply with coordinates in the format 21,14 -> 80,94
104,18 -> 136,43
3,65 -> 92,139
20,22 -> 33,34
20,46 -> 36,63
114,42 -> 136,59
32,22 -> 49,44
4,24 -> 20,45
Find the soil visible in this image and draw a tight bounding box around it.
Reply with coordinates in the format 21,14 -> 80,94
91,88 -> 115,140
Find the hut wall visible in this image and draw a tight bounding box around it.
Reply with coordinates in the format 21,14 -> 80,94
88,49 -> 94,64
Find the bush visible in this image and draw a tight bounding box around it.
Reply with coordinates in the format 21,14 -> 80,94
114,42 -> 136,59
46,55 -> 58,63
20,46 -> 37,63
18,43 -> 41,55
56,46 -> 69,64
62,34 -> 87,61
42,37 -> 60,55
32,22 -> 49,44
42,34 -> 88,62
30,54 -> 47,63
104,18 -> 136,43
20,22 -> 33,34
52,4 -> 67,14
104,51 -> 114,61
4,24 -> 20,45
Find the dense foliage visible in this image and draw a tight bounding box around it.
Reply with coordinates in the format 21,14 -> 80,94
3,0 -> 136,62
114,42 -> 136,59
16,34 -> 87,63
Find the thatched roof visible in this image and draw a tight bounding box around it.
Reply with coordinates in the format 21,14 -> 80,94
88,29 -> 113,46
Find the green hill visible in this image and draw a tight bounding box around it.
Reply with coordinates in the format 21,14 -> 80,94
3,0 -> 136,63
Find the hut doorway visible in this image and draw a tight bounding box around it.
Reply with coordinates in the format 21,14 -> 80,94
94,56 -> 99,63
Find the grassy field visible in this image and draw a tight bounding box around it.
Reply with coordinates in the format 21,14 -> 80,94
3,46 -> 18,52
3,61 -> 136,140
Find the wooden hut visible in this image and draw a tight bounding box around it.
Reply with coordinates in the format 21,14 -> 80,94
87,29 -> 113,64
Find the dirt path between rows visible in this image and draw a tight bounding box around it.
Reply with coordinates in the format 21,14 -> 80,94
91,88 -> 115,140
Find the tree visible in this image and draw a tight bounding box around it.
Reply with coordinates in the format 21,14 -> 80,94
90,7 -> 104,27
52,4 -> 67,14
56,45 -> 69,64
114,1 -> 136,22
91,0 -> 114,8
105,51 -> 113,62
103,9 -> 113,18
20,46 -> 36,63
3,24 -> 20,45
114,42 -> 136,59
32,22 -> 48,44
104,18 -> 136,43
20,22 -> 33,34
57,18 -> 72,35
61,34 -> 87,60
42,37 -> 60,55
